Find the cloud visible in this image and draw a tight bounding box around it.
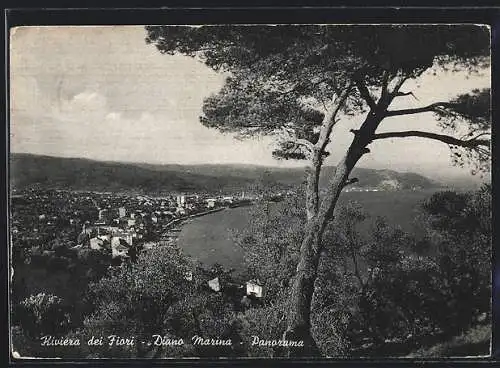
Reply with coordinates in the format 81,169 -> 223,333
9,26 -> 491,176
56,91 -> 108,122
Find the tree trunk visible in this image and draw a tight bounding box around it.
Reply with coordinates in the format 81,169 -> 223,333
283,76 -> 391,354
283,219 -> 323,356
305,161 -> 321,221
284,134 -> 371,356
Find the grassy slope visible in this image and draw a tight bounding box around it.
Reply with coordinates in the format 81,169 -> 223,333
406,323 -> 491,358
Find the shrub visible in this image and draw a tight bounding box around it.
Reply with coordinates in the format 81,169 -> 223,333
16,293 -> 71,339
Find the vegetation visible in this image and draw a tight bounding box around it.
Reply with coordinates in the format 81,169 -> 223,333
234,185 -> 491,357
11,153 -> 441,194
10,25 -> 491,359
10,185 -> 491,358
146,24 -> 491,352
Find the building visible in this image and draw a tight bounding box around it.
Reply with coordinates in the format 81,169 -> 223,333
118,207 -> 126,218
99,225 -> 120,234
90,237 -> 104,250
142,242 -> 156,250
111,242 -> 129,259
177,194 -> 199,208
98,208 -> 109,221
81,222 -> 93,235
176,195 -> 186,208
208,277 -> 221,292
184,271 -> 193,281
246,280 -> 263,298
206,198 -> 216,208
186,195 -> 199,202
111,232 -> 133,247
97,234 -> 111,242
163,211 -> 175,219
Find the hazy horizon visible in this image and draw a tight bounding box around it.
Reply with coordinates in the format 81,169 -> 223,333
10,151 -> 490,187
10,26 -> 490,182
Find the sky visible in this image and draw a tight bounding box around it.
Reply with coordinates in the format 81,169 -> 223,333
10,26 -> 490,180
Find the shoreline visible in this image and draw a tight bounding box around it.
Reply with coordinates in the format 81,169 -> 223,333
160,204 -> 254,243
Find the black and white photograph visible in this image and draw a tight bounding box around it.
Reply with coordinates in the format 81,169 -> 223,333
8,24 -> 492,359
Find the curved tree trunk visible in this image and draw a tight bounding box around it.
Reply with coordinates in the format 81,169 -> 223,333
283,218 -> 324,356
284,125 -> 378,356
305,160 -> 321,221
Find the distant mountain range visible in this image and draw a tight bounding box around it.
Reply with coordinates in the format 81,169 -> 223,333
10,153 -> 444,194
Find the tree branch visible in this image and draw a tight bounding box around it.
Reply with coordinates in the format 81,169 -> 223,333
379,70 -> 391,101
394,91 -> 420,101
274,128 -> 315,160
390,73 -> 409,96
354,78 -> 376,110
372,130 -> 490,148
386,102 -> 454,117
468,132 -> 490,142
315,82 -> 355,155
295,139 -> 315,154
280,77 -> 336,97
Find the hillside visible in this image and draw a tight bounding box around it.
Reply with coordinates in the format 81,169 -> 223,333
10,153 -> 441,194
133,162 -> 441,190
10,154 -> 252,194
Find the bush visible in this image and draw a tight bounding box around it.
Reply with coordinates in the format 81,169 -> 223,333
347,186 -> 491,354
81,247 -> 241,358
16,293 -> 71,339
238,289 -> 289,357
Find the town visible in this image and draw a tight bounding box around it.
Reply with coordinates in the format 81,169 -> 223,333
11,188 -> 265,257
10,187 -> 275,304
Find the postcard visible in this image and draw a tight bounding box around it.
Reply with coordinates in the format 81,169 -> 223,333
8,23 -> 492,360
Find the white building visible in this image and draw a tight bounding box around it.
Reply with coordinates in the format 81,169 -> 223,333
118,207 -> 126,218
246,280 -> 263,298
176,195 -> 186,208
111,233 -> 133,247
90,237 -> 104,250
142,242 -> 156,250
97,234 -> 111,242
184,271 -> 193,281
98,209 -> 109,220
111,243 -> 129,258
208,277 -> 221,292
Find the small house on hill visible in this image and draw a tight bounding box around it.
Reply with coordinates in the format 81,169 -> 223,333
246,280 -> 263,298
111,241 -> 129,259
208,277 -> 221,292
90,237 -> 104,250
